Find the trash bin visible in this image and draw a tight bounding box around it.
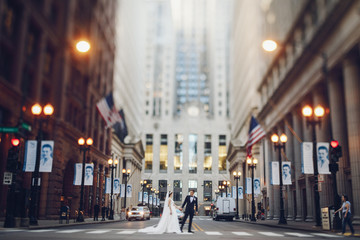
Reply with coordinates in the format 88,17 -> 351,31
59,206 -> 70,224
321,207 -> 331,230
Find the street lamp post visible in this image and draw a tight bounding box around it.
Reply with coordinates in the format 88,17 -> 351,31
140,180 -> 147,205
151,188 -> 155,214
222,181 -> 230,197
233,171 -> 242,219
77,137 -> 93,222
108,158 -> 118,220
218,185 -> 225,197
271,133 -> 288,225
302,105 -> 326,227
146,184 -> 152,209
122,168 -> 131,209
155,190 -> 159,216
29,103 -> 54,225
247,157 -> 258,222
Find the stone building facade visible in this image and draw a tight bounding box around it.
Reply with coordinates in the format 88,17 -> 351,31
229,0 -> 360,223
0,0 -> 117,221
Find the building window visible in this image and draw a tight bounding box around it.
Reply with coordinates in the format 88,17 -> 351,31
219,135 -> 227,172
204,135 -> 212,173
188,180 -> 198,196
160,134 -> 168,172
203,181 -> 212,202
174,134 -> 183,172
173,180 -> 182,201
159,180 -> 167,201
145,134 -> 153,171
189,134 -> 198,174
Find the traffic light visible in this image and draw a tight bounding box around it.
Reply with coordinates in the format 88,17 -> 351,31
330,140 -> 342,162
6,139 -> 20,171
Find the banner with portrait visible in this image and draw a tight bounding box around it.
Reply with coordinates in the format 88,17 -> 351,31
39,140 -> 54,172
143,191 -> 148,203
301,142 -> 314,174
271,162 -> 280,185
73,163 -> 93,186
317,142 -> 330,174
105,177 -> 111,193
246,177 -> 252,194
282,162 -> 292,185
157,197 -> 160,206
126,184 -> 132,197
23,140 -> 37,172
238,186 -> 244,199
113,178 -> 121,194
232,186 -> 236,199
149,195 -> 153,204
254,178 -> 261,195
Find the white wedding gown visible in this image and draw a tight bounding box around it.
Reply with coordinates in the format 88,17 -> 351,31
138,195 -> 181,234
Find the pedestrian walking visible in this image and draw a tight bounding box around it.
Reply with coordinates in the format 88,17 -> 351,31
335,194 -> 355,235
94,204 -> 100,221
101,205 -> 106,221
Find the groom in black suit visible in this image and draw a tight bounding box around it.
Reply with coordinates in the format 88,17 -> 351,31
180,190 -> 198,233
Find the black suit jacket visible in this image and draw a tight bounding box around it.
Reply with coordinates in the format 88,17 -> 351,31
181,195 -> 198,213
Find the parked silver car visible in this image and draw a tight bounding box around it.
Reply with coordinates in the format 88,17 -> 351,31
128,206 -> 151,221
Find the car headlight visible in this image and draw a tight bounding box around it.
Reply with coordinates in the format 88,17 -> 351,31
128,212 -> 132,215
140,211 -> 144,215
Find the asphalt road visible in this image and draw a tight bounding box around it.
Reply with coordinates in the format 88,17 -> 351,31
0,217 -> 356,240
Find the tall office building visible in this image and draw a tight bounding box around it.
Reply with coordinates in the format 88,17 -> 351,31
141,0 -> 233,214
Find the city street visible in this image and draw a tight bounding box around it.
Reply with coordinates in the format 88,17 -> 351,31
0,217 -> 356,240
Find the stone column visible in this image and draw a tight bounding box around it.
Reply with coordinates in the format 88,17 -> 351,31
292,109 -> 303,221
313,87 -> 332,207
343,53 -> 360,223
272,130 -> 280,220
284,116 -> 294,220
327,71 -> 348,195
266,138 -> 274,220
302,112 -> 314,222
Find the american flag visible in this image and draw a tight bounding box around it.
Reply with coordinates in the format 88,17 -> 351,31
96,93 -> 122,128
246,116 -> 266,157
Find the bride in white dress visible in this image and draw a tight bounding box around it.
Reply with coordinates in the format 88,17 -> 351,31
138,191 -> 182,234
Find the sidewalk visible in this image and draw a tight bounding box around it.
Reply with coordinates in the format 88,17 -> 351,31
0,215 -> 125,230
235,218 -> 360,237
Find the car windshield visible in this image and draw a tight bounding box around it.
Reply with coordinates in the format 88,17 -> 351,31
131,208 -> 139,211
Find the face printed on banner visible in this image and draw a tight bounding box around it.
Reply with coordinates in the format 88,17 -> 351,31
114,179 -> 120,191
318,146 -> 329,168
283,164 -> 291,180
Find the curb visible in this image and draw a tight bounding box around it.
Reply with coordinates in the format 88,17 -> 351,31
0,219 -> 126,231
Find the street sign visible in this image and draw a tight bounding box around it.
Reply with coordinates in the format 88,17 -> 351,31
0,127 -> 18,133
21,122 -> 32,132
3,172 -> 12,185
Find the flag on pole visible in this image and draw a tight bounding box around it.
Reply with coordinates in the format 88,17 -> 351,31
113,109 -> 128,143
96,93 -> 121,128
246,116 -> 266,157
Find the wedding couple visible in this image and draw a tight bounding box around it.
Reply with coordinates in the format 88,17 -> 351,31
139,190 -> 198,234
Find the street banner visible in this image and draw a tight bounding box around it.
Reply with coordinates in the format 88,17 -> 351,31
138,192 -> 142,202
232,186 -> 236,199
149,195 -> 153,204
271,162 -> 280,185
301,142 -> 314,174
246,177 -> 252,194
84,163 -> 94,186
73,163 -> 94,186
238,186 -> 244,199
157,198 -> 160,206
282,162 -> 292,185
254,178 -> 261,194
105,177 -> 111,193
73,163 -> 82,185
39,140 -> 54,172
144,191 -> 148,203
221,192 -> 226,197
317,142 -> 330,174
113,178 -> 120,194
126,184 -> 132,197
120,184 -> 125,197
23,140 -> 37,172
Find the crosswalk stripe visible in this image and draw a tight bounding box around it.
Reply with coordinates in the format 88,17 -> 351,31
86,230 -> 111,234
232,232 -> 253,236
259,232 -> 284,237
29,229 -> 55,233
56,229 -> 84,233
117,230 -> 137,234
205,231 -> 222,235
2,229 -> 24,232
285,232 -> 313,237
312,233 -> 341,238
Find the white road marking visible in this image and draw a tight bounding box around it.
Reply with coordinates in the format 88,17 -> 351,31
29,229 -> 55,233
285,232 -> 314,237
86,230 -> 112,234
232,232 -> 253,236
117,230 -> 137,234
205,231 -> 223,235
56,229 -> 84,233
312,233 -> 341,238
259,232 -> 284,237
2,229 -> 24,232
